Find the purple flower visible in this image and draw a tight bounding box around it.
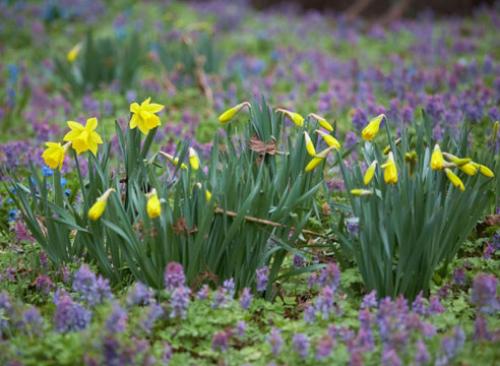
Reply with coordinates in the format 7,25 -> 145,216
441,326 -> 465,359
223,278 -> 236,298
315,335 -> 334,360
414,339 -> 430,365
169,286 -> 191,319
304,304 -> 316,323
256,266 -> 269,292
428,296 -> 444,315
105,303 -> 128,333
239,288 -> 253,310
196,284 -> 210,300
212,330 -> 230,352
452,267 -> 467,287
267,327 -> 283,357
471,274 -> 499,313
315,286 -> 335,320
411,292 -> 427,316
361,290 -> 377,309
318,262 -> 340,290
72,264 -> 112,306
34,275 -> 53,295
292,333 -> 310,359
141,303 -> 164,334
164,262 -> 186,291
293,254 -> 305,268
212,287 -> 229,309
162,343 -> 173,365
21,306 -> 43,336
483,243 -> 495,259
235,321 -> 246,339
53,290 -> 92,333
126,282 -> 154,307
381,348 -> 401,366
474,315 -> 492,341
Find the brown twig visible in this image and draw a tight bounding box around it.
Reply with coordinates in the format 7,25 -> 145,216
213,207 -> 328,238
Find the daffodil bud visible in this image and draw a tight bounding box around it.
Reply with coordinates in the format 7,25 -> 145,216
444,168 -> 465,191
308,113 -> 334,132
363,161 -> 377,185
146,189 -> 161,219
315,130 -> 341,150
475,163 -> 495,178
381,152 -> 398,184
88,188 -> 115,221
218,102 -> 250,124
276,108 -> 304,127
458,163 -> 478,176
67,43 -> 82,63
361,114 -> 385,141
304,132 -> 316,156
189,147 -> 200,170
159,151 -> 188,170
305,146 -> 334,172
350,189 -> 373,196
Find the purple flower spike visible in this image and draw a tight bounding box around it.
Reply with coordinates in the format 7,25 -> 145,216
315,335 -> 334,360
268,327 -> 283,357
256,267 -> 269,292
471,274 -> 499,313
53,290 -> 91,333
240,288 -> 253,310
212,330 -> 230,352
164,262 -> 186,291
292,333 -> 310,359
169,286 -> 191,319
105,303 -> 128,333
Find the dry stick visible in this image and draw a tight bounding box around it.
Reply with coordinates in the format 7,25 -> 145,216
213,207 -> 328,238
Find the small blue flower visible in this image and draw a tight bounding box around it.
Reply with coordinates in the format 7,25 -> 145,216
60,178 -> 67,187
8,209 -> 17,222
64,189 -> 71,197
42,166 -> 53,177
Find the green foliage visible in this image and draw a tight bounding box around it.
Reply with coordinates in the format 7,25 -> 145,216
7,98 -> 325,291
54,31 -> 143,96
335,114 -> 496,300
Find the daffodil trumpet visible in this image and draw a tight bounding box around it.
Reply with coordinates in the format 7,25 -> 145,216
146,189 -> 161,219
361,114 -> 385,141
363,161 -> 377,185
381,152 -> 398,184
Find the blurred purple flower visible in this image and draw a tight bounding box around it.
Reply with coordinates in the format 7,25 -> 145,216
256,266 -> 269,292
164,262 -> 186,291
169,286 -> 191,319
268,327 -> 283,357
471,274 -> 499,313
292,333 -> 310,359
240,287 -> 253,310
105,303 -> 128,333
53,290 -> 91,333
126,282 -> 154,307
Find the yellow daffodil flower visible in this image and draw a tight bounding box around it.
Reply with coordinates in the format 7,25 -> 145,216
42,141 -> 71,170
444,168 -> 465,191
304,131 -> 316,156
205,189 -> 212,202
430,144 -> 445,170
63,117 -> 103,155
218,101 -> 250,124
189,147 -> 200,170
307,113 -> 334,131
350,189 -> 373,196
458,163 -> 478,176
67,43 -> 82,63
88,188 -> 115,221
363,161 -> 377,185
361,114 -> 385,141
130,98 -> 165,135
146,189 -> 161,219
381,152 -> 398,184
305,146 -> 334,172
276,108 -> 304,127
315,130 -> 341,150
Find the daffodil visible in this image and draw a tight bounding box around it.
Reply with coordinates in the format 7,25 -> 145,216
444,168 -> 465,191
205,190 -> 212,202
381,152 -> 398,184
189,147 -> 200,170
276,108 -> 304,127
383,138 -> 401,155
218,102 -> 250,124
430,144 -> 445,170
315,130 -> 341,150
474,163 -> 495,178
363,161 -> 377,185
458,163 -> 478,176
304,132 -> 316,156
350,189 -> 373,196
88,188 -> 115,221
63,117 -> 103,155
130,98 -> 165,135
361,114 -> 385,141
159,151 -> 188,170
305,146 -> 334,172
67,43 -> 81,63
146,189 -> 161,219
307,113 -> 333,131
42,141 -> 71,170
